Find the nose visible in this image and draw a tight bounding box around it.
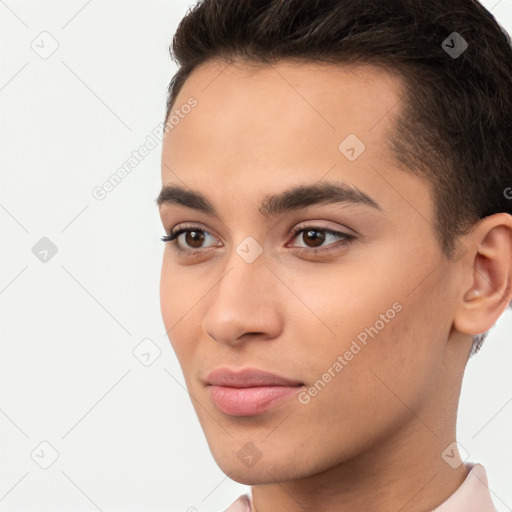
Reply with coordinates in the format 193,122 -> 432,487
202,254 -> 283,347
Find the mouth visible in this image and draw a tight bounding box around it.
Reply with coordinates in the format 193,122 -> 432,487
205,367 -> 304,416
207,384 -> 303,416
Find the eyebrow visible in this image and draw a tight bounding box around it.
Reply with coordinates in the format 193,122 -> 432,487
155,181 -> 382,217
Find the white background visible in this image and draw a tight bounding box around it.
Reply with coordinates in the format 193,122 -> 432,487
1,1 -> 511,511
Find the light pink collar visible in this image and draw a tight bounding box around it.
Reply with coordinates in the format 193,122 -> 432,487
433,463 -> 496,511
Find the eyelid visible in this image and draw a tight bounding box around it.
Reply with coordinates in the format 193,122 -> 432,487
286,224 -> 356,251
289,220 -> 356,238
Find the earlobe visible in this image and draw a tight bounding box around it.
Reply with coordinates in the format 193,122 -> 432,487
453,213 -> 512,337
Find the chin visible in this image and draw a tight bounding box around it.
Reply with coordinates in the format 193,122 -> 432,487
220,465 -> 298,486
224,470 -> 268,486
212,450 -> 312,485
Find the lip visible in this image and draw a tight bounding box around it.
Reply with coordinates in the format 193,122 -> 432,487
206,367 -> 303,387
205,367 -> 304,416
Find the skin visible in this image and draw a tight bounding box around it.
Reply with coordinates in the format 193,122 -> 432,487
157,59 -> 512,511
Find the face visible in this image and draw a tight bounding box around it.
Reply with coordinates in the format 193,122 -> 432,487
158,59 -> 468,484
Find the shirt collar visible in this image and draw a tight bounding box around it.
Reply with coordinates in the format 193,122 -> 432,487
433,462 -> 497,511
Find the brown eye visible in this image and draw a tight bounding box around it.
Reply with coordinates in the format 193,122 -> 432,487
300,229 -> 325,248
289,226 -> 356,253
161,225 -> 222,257
184,230 -> 205,248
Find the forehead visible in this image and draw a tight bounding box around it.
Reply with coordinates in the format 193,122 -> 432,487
163,59 -> 404,173
177,58 -> 403,106
160,59 -> 433,231
170,58 -> 404,130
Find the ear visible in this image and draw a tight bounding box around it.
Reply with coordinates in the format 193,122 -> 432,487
453,213 -> 512,337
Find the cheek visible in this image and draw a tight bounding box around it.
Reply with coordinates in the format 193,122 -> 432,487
332,286 -> 446,420
160,256 -> 197,322
283,262 -> 404,349
159,258 -> 195,358
287,253 -> 445,406
288,306 -> 439,463
159,258 -> 175,331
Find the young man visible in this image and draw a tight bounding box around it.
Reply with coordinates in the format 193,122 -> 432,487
156,0 -> 512,510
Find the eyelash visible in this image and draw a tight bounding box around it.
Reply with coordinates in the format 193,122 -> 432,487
160,224 -> 356,258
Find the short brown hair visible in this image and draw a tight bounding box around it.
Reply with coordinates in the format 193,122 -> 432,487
164,0 -> 512,355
